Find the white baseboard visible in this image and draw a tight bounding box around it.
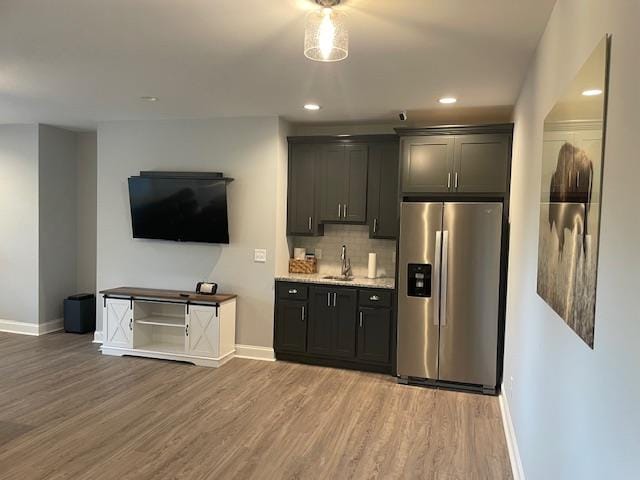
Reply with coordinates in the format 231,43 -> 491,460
234,344 -> 275,361
93,330 -> 103,344
499,391 -> 525,480
0,318 -> 63,336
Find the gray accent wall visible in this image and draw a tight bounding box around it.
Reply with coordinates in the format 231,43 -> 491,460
76,132 -> 97,293
505,0 -> 640,478
38,125 -> 79,324
0,125 -> 39,325
96,117 -> 285,348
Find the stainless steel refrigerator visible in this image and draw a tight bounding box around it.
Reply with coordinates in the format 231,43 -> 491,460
397,201 -> 503,392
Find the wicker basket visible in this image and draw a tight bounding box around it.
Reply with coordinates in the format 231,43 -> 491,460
288,258 -> 318,274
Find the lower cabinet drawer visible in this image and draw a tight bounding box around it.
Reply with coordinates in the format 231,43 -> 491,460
277,282 -> 308,301
358,289 -> 392,308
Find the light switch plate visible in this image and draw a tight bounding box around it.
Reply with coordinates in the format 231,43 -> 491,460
254,249 -> 267,263
315,248 -> 322,260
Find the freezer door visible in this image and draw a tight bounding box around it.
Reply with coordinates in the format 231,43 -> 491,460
397,202 -> 443,379
439,202 -> 503,387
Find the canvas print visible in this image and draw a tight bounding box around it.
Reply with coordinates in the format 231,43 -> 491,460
537,36 -> 610,348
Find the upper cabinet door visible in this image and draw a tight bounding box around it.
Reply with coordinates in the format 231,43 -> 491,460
453,134 -> 510,194
367,142 -> 399,238
401,135 -> 454,193
320,145 -> 349,222
319,144 -> 368,223
287,144 -> 320,235
344,144 -> 368,223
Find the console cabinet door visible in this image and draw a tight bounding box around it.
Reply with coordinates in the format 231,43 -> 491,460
275,301 -> 307,353
104,298 -> 133,348
401,136 -> 454,193
368,142 -> 399,238
288,144 -> 320,235
333,288 -> 358,358
186,305 -> 219,358
308,287 -> 334,355
357,307 -> 391,364
453,134 -> 510,193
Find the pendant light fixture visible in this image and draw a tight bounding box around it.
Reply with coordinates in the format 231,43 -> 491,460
304,0 -> 348,62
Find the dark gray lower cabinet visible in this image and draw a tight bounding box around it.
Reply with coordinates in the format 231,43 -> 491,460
357,307 -> 391,364
275,300 -> 307,353
274,281 -> 394,374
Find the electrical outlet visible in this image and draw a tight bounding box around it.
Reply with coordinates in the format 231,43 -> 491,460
315,248 -> 322,260
254,249 -> 267,263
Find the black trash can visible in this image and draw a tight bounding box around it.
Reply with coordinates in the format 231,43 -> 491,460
64,293 -> 96,334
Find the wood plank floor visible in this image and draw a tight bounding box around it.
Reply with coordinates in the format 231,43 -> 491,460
0,332 -> 512,480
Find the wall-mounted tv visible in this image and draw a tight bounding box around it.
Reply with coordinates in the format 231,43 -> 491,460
128,173 -> 231,244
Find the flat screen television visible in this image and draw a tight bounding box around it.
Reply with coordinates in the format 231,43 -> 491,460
128,175 -> 229,244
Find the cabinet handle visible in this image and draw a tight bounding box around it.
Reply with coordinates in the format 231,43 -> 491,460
447,172 -> 451,189
288,289 -> 298,294
185,325 -> 189,336
343,204 -> 348,218
327,292 -> 331,307
454,172 -> 459,189
301,306 -> 305,321
576,171 -> 580,189
129,318 -> 133,331
337,204 -> 341,218
359,311 -> 363,328
369,295 -> 380,301
333,292 -> 337,307
373,218 -> 378,233
308,216 -> 312,231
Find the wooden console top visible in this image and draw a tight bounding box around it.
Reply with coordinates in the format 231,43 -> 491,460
100,286 -> 236,304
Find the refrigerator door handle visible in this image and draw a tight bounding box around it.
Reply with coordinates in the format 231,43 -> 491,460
433,230 -> 442,326
441,230 -> 449,326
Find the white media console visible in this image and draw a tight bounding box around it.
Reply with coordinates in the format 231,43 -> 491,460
100,287 -> 237,367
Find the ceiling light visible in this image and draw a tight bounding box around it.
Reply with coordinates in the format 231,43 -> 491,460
439,97 -> 457,104
304,0 -> 348,62
304,103 -> 321,111
582,89 -> 602,96
140,96 -> 158,102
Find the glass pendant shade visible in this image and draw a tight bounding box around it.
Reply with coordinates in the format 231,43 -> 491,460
304,7 -> 348,62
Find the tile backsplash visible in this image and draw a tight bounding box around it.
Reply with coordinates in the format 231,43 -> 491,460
291,224 -> 396,277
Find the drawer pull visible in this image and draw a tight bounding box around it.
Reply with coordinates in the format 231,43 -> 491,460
288,289 -> 298,294
369,295 -> 380,301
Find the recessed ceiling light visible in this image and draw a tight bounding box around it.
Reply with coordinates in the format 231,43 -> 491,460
304,103 -> 321,111
439,97 -> 457,104
582,89 -> 602,96
140,96 -> 158,102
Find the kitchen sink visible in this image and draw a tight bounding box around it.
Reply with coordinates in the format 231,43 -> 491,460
322,275 -> 354,281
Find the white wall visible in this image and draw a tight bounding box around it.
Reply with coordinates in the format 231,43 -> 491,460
38,125 -> 79,324
505,1 -> 640,478
0,125 -> 39,324
96,117 -> 282,348
76,132 -> 97,293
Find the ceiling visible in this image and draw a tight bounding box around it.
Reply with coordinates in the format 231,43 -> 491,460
0,0 -> 557,130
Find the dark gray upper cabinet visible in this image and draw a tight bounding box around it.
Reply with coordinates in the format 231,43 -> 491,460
397,125 -> 513,195
320,144 -> 368,223
367,142 -> 399,239
454,134 -> 510,193
400,136 -> 454,193
287,144 -> 322,235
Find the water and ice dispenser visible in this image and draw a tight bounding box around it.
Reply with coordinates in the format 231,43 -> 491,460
407,263 -> 432,297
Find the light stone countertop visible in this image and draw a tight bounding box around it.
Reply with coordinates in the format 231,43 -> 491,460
275,273 -> 395,290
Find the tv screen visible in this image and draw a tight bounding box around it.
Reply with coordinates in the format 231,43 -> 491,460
128,176 -> 229,244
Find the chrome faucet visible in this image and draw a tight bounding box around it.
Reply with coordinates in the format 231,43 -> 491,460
340,245 -> 352,278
